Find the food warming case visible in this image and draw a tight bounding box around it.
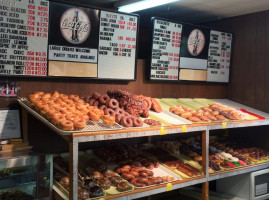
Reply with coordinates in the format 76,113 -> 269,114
0,153 -> 53,200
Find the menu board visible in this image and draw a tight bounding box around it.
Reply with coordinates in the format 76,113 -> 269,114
149,17 -> 233,83
98,11 -> 138,79
150,19 -> 182,80
0,0 -> 139,80
0,0 -> 49,76
207,30 -> 232,82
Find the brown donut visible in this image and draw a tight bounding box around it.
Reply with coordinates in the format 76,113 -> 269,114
132,117 -> 143,127
99,105 -> 107,112
99,94 -> 110,104
89,99 -> 96,106
115,114 -> 122,123
92,92 -> 101,99
104,108 -> 115,117
106,99 -> 119,109
120,116 -> 133,127
115,108 -> 125,115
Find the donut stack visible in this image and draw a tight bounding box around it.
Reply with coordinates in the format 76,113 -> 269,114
28,91 -> 107,131
85,92 -> 143,127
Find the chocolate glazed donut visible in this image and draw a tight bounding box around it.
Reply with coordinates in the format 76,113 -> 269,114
99,94 -> 110,104
120,116 -> 133,127
104,108 -> 115,117
132,117 -> 143,127
106,99 -> 119,109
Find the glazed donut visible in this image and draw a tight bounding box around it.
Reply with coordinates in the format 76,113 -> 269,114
99,105 -> 107,112
132,117 -> 143,127
129,170 -> 139,177
99,94 -> 110,104
60,120 -> 74,131
77,114 -> 89,121
41,93 -> 51,99
92,92 -> 101,99
69,95 -> 79,100
65,114 -> 77,121
89,99 -> 96,106
102,115 -> 115,125
73,118 -> 86,130
88,110 -> 101,122
115,114 -> 122,124
181,112 -> 192,119
106,99 -> 119,109
52,115 -> 66,126
94,109 -> 104,117
114,108 -> 125,115
120,116 -> 133,127
104,108 -> 115,117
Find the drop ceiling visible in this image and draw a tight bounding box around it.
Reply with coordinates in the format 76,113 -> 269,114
62,0 -> 269,24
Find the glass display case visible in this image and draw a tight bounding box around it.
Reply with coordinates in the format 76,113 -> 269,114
0,153 -> 52,200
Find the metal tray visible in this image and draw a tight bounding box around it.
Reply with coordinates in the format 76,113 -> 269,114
18,97 -> 123,135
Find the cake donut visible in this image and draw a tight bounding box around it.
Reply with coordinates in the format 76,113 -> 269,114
120,116 -> 133,127
99,94 -> 110,104
106,99 -> 119,109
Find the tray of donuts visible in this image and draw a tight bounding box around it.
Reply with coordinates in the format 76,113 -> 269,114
88,144 -> 181,188
18,93 -> 124,135
84,91 -> 151,129
53,156 -> 106,199
137,144 -> 204,179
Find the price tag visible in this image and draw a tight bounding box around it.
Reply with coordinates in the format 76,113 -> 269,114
167,183 -> 173,191
182,125 -> 187,132
160,127 -> 166,135
222,122 -> 227,129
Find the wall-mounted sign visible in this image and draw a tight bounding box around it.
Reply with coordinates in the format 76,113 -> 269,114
149,17 -> 233,83
0,0 -> 139,80
0,0 -> 49,76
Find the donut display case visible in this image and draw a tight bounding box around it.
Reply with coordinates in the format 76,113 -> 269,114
16,89 -> 269,200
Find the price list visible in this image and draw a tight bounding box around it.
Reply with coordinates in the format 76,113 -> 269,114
150,19 -> 182,80
98,11 -> 138,79
207,30 -> 232,82
0,0 -> 49,76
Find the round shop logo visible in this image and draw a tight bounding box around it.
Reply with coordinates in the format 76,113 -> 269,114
60,8 -> 90,44
187,29 -> 205,56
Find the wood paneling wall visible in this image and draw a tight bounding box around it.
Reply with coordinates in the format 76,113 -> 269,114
0,59 -> 226,108
205,11 -> 269,113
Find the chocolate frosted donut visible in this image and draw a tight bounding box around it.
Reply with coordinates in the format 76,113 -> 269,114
120,116 -> 133,127
99,105 -> 107,112
92,92 -> 101,99
99,94 -> 110,104
132,117 -> 143,127
106,99 -> 119,109
104,108 -> 115,117
115,108 -> 125,115
89,99 -> 96,106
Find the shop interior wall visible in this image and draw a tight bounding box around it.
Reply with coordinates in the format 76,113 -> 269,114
205,10 -> 269,114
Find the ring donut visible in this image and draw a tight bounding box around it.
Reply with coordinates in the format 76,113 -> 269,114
73,118 -> 86,130
106,99 -> 119,109
120,116 -> 133,127
89,99 -> 96,106
99,94 -> 110,104
99,105 -> 107,112
93,101 -> 100,107
60,120 -> 74,131
114,108 -> 125,115
104,108 -> 115,117
132,117 -> 143,127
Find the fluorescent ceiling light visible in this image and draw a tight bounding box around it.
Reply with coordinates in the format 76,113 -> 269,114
118,0 -> 179,13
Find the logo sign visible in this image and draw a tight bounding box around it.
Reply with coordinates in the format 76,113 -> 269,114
187,29 -> 205,56
60,8 -> 90,44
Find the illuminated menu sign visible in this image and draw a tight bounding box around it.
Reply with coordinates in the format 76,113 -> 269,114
207,30 -> 232,82
150,19 -> 182,80
149,17 -> 233,83
98,11 -> 138,79
0,0 -> 49,76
